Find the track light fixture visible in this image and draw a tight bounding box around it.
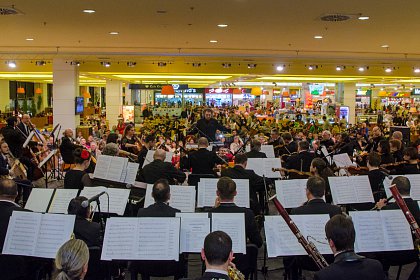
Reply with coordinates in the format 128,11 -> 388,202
70,61 -> 81,66
414,67 -> 420,73
127,62 -> 137,67
35,60 -> 46,66
157,62 -> 167,67
307,65 -> 318,70
222,63 -> 231,68
247,63 -> 257,69
276,65 -> 285,72
101,61 -> 111,67
192,62 -> 201,67
6,61 -> 16,68
336,65 -> 345,71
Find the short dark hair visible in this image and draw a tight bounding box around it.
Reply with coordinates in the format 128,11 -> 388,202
404,147 -> 418,160
106,133 -> 119,144
298,141 -> 310,151
203,231 -> 232,265
6,116 -> 17,127
68,196 -> 89,218
378,140 -> 390,154
389,139 -> 402,150
152,179 -> 170,202
391,176 -> 411,196
282,132 -> 292,141
307,176 -> 325,198
145,134 -> 156,143
234,153 -> 248,165
325,214 -> 355,251
0,179 -> 18,197
217,177 -> 236,200
250,139 -> 261,151
367,152 -> 381,167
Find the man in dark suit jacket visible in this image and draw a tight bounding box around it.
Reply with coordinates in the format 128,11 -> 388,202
245,140 -> 267,159
314,215 -> 386,280
60,129 -> 78,164
221,153 -> 269,215
67,196 -> 102,248
285,141 -> 315,179
17,114 -> 33,138
193,108 -> 228,142
0,179 -> 30,280
1,117 -> 26,158
198,231 -> 233,280
138,149 -> 186,185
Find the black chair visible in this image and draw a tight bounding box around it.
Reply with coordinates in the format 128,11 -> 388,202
187,174 -> 216,187
232,244 -> 259,280
129,255 -> 187,280
85,246 -> 107,280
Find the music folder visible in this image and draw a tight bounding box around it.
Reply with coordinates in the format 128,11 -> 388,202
80,186 -> 130,216
144,184 -> 196,212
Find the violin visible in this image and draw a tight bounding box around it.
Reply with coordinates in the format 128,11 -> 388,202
272,167 -> 313,177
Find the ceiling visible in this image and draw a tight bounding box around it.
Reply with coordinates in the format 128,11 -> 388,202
2,0 -> 420,87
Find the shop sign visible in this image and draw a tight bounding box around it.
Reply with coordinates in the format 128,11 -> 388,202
412,88 -> 420,95
205,88 -> 251,94
129,84 -> 188,90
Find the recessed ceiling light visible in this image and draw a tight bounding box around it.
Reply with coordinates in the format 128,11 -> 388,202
247,64 -> 257,69
381,44 -> 389,48
6,61 -> 16,68
336,66 -> 343,71
25,38 -> 34,41
314,35 -> 323,39
209,40 -> 218,43
35,60 -> 46,66
276,65 -> 285,71
414,68 -> 420,73
385,67 -> 392,73
358,67 -> 366,72
83,9 -> 96,14
109,31 -> 119,35
217,24 -> 228,28
358,16 -> 370,20
101,61 -> 111,67
127,62 -> 137,67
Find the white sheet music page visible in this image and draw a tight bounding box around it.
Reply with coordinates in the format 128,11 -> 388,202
169,186 -> 196,213
261,145 -> 275,158
332,153 -> 354,168
93,155 -> 112,179
3,211 -> 42,256
144,184 -> 154,208
176,213 -> 210,253
405,174 -> 420,200
321,146 -> 332,165
107,156 -> 127,182
352,176 -> 375,203
264,214 -> 330,257
211,213 -> 246,254
124,162 -> 139,184
350,210 -> 413,252
48,189 -> 79,214
197,179 -> 217,207
80,186 -> 107,212
136,218 -> 180,261
35,214 -> 75,258
104,188 -> 130,215
142,150 -> 173,168
275,179 -> 308,208
246,159 -> 264,177
101,217 -> 139,260
24,188 -> 54,212
233,179 -> 250,208
329,176 -> 374,204
263,158 -> 282,178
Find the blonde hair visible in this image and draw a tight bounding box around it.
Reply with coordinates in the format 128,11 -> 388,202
54,239 -> 89,280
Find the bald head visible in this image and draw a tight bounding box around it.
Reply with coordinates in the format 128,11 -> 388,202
154,149 -> 166,161
21,114 -> 30,125
0,179 -> 18,201
64,129 -> 73,138
198,137 -> 209,148
392,131 -> 403,141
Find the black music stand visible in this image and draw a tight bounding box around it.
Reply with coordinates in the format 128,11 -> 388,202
38,149 -> 57,189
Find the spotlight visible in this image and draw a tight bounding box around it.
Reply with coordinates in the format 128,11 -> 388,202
307,65 -> 318,70
157,62 -> 167,67
336,65 -> 344,71
276,65 -> 285,72
358,66 -> 366,72
192,62 -> 201,67
70,61 -> 81,66
101,61 -> 111,67
385,67 -> 393,73
6,61 -> 16,68
414,68 -> 420,73
35,60 -> 46,66
127,62 -> 137,67
222,63 -> 231,68
247,63 -> 257,69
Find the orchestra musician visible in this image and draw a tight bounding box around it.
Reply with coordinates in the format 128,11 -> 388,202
17,114 -> 34,137
394,147 -> 420,175
267,129 -> 283,157
281,132 -> 298,155
120,124 -> 139,155
221,153 -> 269,215
365,126 -> 385,153
137,149 -> 186,185
377,140 -> 394,165
60,129 -> 79,167
314,215 -> 386,280
137,134 -> 156,168
389,139 -> 403,162
284,141 -> 314,179
390,130 -> 405,152
192,108 -> 229,142
319,130 -> 335,151
367,152 -> 387,202
310,158 -> 335,203
245,140 -> 267,158
63,148 -> 93,190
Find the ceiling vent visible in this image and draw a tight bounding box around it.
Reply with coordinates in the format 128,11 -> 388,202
320,14 -> 351,22
0,6 -> 24,15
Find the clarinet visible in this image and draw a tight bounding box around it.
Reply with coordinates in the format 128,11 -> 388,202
389,185 -> 420,242
269,195 -> 329,269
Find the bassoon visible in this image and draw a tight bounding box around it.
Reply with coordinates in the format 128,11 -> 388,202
269,195 -> 329,269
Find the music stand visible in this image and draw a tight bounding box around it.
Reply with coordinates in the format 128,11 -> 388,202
22,131 -> 35,149
38,149 -> 57,188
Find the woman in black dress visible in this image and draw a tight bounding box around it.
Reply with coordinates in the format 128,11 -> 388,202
64,148 -> 93,189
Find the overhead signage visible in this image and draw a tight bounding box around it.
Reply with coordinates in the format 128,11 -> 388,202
309,84 -> 325,95
412,88 -> 420,95
129,84 -> 188,90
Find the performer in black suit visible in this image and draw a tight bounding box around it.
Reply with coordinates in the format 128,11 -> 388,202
282,132 -> 298,155
375,176 -> 420,277
210,177 -> 263,248
192,108 -> 229,142
267,129 -> 283,157
285,141 -> 315,179
320,130 -> 335,151
60,128 -> 79,165
198,231 -> 233,280
314,215 -> 386,280
138,149 -> 186,185
137,179 -> 181,217
67,196 -> 102,247
245,140 -> 267,158
0,179 -> 29,280
137,134 -> 156,168
184,137 -> 225,179
291,176 -> 341,217
365,126 -> 385,153
17,114 -> 33,138
1,117 -> 25,159
395,147 -> 420,175
221,153 -> 269,215
367,152 -> 387,202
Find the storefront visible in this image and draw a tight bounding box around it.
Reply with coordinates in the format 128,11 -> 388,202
356,89 -> 371,110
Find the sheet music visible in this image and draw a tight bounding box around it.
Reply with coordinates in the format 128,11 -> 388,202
124,162 -> 139,184
144,185 -> 196,212
101,217 -> 139,260
275,179 -> 308,208
321,146 -> 332,165
93,155 -> 112,179
383,177 -> 393,199
264,214 -> 331,257
48,189 -> 79,214
260,145 -> 275,158
332,153 -> 354,168
24,188 -> 54,212
211,213 -> 246,254
142,150 -> 173,168
3,212 -> 75,258
176,213 -> 210,253
38,149 -> 57,168
329,176 -> 374,204
197,178 -> 249,208
246,159 -> 264,177
144,184 -> 154,208
108,156 -> 127,182
350,210 -> 413,252
247,158 -> 282,178
405,174 -> 420,200
80,186 -> 129,215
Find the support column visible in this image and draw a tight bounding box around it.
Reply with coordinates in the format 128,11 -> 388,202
0,80 -> 10,113
343,83 -> 357,124
106,80 -> 123,129
53,59 -> 79,132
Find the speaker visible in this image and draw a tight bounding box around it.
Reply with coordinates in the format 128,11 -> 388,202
390,126 -> 410,145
